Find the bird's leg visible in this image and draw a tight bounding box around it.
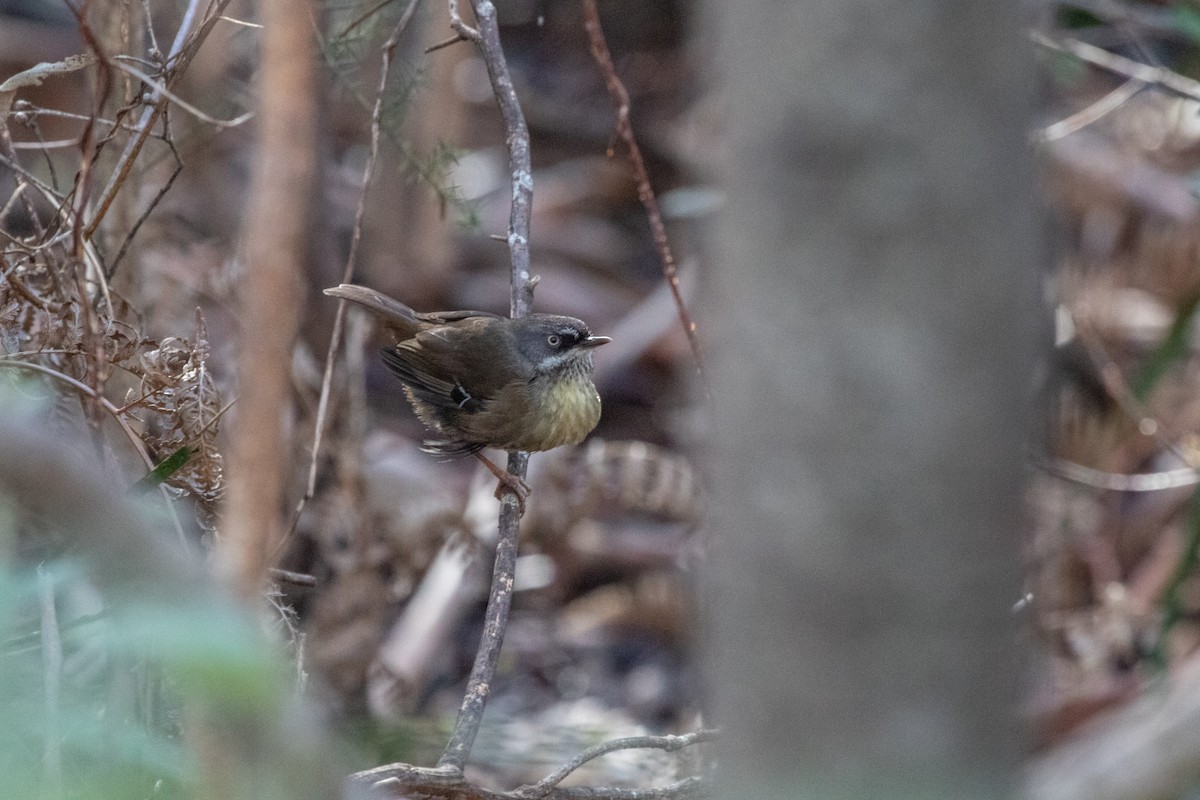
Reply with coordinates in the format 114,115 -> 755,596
474,451 -> 530,514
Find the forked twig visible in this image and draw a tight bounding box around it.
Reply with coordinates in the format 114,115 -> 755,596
354,740 -> 713,800
1031,31 -> 1200,103
107,57 -> 254,128
516,729 -> 719,798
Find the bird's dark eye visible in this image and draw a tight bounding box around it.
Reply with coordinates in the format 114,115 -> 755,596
547,334 -> 561,347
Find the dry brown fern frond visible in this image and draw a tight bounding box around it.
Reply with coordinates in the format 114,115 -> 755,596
122,311 -> 225,506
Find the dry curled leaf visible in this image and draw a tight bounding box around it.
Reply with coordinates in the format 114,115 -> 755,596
124,316 -> 225,505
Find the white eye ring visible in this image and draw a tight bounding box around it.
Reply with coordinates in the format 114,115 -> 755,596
547,334 -> 561,347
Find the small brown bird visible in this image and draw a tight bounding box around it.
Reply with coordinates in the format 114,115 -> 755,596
324,284 -> 611,509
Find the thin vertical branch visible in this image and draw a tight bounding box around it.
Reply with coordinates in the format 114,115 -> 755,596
436,0 -> 533,774
292,0 -> 423,547
67,8 -> 115,425
579,0 -> 706,391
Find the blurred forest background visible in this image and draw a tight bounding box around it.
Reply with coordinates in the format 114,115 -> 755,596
7,0 -> 1200,799
0,0 -> 711,797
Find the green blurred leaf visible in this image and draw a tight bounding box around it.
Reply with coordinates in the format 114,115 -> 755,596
59,706 -> 189,780
131,446 -> 192,494
1049,50 -> 1088,88
1171,6 -> 1200,45
107,602 -> 282,711
0,563 -> 194,800
1055,5 -> 1104,29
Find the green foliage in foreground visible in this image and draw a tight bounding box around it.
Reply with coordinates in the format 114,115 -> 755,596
0,553 -> 287,800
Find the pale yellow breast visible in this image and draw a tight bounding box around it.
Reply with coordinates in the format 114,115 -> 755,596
509,374 -> 601,452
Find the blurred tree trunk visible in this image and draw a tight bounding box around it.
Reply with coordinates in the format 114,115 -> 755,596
221,0 -> 319,597
704,3 -> 1038,797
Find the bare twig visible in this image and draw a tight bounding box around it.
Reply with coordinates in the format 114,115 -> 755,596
438,445 -> 524,771
289,0 -> 422,549
8,138 -> 80,151
362,774 -> 711,800
1035,457 -> 1200,492
1035,78 -> 1143,143
5,106 -> 144,134
107,57 -> 253,128
579,0 -> 706,392
516,729 -> 719,798
140,0 -> 162,60
436,0 -> 534,773
61,13 -> 113,427
1031,30 -> 1200,103
218,15 -> 262,29
268,567 -> 318,587
106,116 -> 184,277
426,33 -> 470,53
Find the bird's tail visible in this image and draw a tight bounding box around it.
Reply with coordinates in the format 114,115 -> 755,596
420,438 -> 485,458
323,284 -> 421,338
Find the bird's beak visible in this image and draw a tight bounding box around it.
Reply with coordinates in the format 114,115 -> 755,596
580,335 -> 611,349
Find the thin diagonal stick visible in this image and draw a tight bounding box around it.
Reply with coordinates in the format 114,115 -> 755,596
283,0 -> 423,555
0,359 -> 190,549
518,729 -> 719,798
580,0 -> 706,393
85,0 -> 232,240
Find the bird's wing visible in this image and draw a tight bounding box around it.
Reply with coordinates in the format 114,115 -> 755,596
379,318 -> 518,414
413,309 -> 503,325
380,344 -> 477,412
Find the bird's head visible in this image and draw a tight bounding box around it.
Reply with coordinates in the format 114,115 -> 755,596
513,314 -> 611,376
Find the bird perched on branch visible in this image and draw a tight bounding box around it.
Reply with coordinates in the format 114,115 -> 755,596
324,284 -> 610,511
